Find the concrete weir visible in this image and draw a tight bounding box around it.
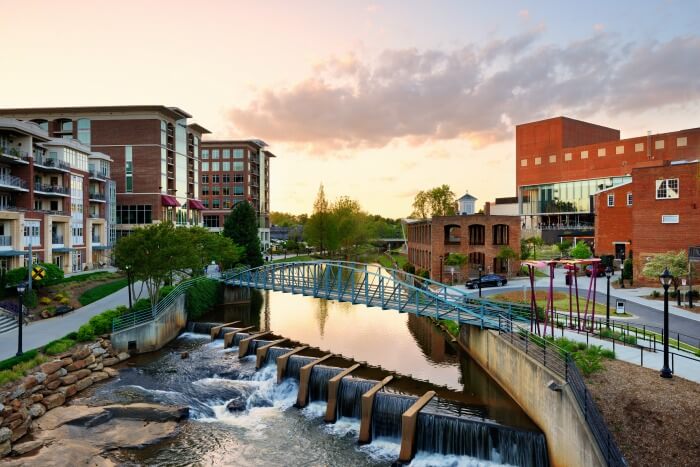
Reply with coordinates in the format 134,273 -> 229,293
238,331 -> 272,357
324,364 -> 361,422
255,339 -> 289,369
398,391 -> 436,462
358,375 -> 393,444
223,326 -> 255,348
276,347 -> 309,383
296,354 -> 335,408
210,321 -> 241,340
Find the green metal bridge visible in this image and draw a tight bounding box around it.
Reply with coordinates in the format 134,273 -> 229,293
222,261 -> 531,330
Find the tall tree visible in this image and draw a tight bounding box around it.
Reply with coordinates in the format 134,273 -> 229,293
332,196 -> 366,256
175,227 -> 243,276
411,185 -> 457,218
305,184 -> 336,256
223,201 -> 264,267
642,250 -> 694,305
526,236 -> 545,260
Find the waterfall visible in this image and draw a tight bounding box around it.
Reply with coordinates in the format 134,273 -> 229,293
415,412 -> 549,467
336,377 -> 377,419
284,355 -> 316,380
232,332 -> 250,347
185,322 -> 217,334
264,347 -> 290,366
370,392 -> 417,440
244,339 -> 272,357
308,365 -> 342,402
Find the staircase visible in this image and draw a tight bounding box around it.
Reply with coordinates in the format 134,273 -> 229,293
0,312 -> 17,334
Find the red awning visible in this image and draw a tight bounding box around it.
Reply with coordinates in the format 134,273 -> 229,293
188,199 -> 206,210
161,195 -> 181,207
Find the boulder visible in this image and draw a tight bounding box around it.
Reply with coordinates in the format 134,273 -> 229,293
60,374 -> 78,386
117,352 -> 130,362
84,354 -> 96,366
66,359 -> 87,372
226,399 -> 246,412
103,367 -> 119,378
46,380 -> 61,391
9,399 -> 21,410
9,386 -> 25,400
91,371 -> 109,383
0,440 -> 9,458
103,403 -> 189,422
10,417 -> 30,441
11,439 -> 42,455
75,376 -> 93,392
73,369 -> 92,380
58,385 -> 78,398
102,357 -> 119,367
92,363 -> 104,371
72,347 -> 91,360
92,347 -> 107,357
34,372 -> 47,384
40,360 -> 64,375
0,427 -> 11,443
30,394 -> 43,403
22,375 -> 39,391
60,357 -> 73,367
4,410 -> 25,425
28,403 -> 46,419
43,393 -> 65,410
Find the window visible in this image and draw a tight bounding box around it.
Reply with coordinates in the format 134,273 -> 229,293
116,205 -> 153,224
233,174 -> 244,183
24,220 -> 40,246
212,149 -> 220,160
202,199 -> 209,208
223,198 -> 231,209
520,159 -> 528,167
627,192 -> 632,206
233,161 -> 244,171
202,162 -> 209,171
222,161 -> 231,171
201,175 -> 208,183
203,215 -> 220,228
655,140 -> 665,150
222,186 -> 231,196
607,194 -> 614,207
564,152 -> 572,161
212,174 -> 220,183
212,185 -> 220,195
212,198 -> 220,208
616,145 -> 624,155
549,155 -> 556,163
656,179 -> 679,199
201,185 -> 209,196
201,149 -> 209,160
233,149 -> 244,159
233,185 -> 244,195
661,215 -> 679,224
597,148 -> 606,157
125,146 -> 133,193
223,149 -> 231,159
580,150 -> 589,159
534,157 -> 541,166
76,119 -> 90,146
212,162 -> 220,171
635,142 -> 644,152
223,174 -> 230,183
677,137 -> 687,147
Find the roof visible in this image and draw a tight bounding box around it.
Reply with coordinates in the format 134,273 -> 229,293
593,181 -> 633,195
187,123 -> 211,135
0,105 -> 192,121
202,139 -> 269,148
42,137 -> 91,154
88,152 -> 113,162
458,193 -> 477,201
495,196 -> 518,204
0,118 -> 51,142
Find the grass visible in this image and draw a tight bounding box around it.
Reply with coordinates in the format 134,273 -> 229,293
78,278 -> 129,306
272,255 -> 315,264
440,319 -> 460,337
59,271 -> 121,284
44,337 -> 78,355
492,290 -> 608,314
0,352 -> 49,386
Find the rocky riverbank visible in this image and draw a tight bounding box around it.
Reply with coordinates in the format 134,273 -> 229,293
0,338 -> 130,459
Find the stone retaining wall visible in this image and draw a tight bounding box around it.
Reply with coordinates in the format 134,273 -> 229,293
0,339 -> 129,458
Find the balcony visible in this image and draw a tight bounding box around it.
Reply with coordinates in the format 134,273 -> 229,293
88,169 -> 109,181
89,192 -> 106,202
34,183 -> 70,196
51,234 -> 64,245
92,234 -> 101,244
0,146 -> 30,164
0,236 -> 11,247
34,155 -> 70,172
0,174 -> 29,191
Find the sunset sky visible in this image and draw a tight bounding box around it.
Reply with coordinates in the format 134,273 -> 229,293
4,0 -> 700,217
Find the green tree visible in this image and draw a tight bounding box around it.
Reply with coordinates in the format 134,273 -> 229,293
411,184 -> 457,218
556,240 -> 573,257
496,246 -> 518,277
223,201 -> 264,267
6,263 -> 64,288
175,227 -> 243,276
570,241 -> 593,259
642,250 -> 693,305
525,236 -> 545,260
331,196 -> 367,257
305,184 -> 338,256
444,253 -> 468,267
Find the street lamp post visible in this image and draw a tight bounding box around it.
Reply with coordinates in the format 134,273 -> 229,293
478,265 -> 483,298
659,267 -> 673,379
439,255 -> 444,283
605,266 -> 613,329
16,282 -> 26,357
125,265 -> 133,312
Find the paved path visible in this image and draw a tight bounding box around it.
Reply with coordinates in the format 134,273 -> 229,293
0,282 -> 142,361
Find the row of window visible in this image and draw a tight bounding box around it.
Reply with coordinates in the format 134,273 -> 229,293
606,193 -> 633,207
605,178 -> 680,208
202,174 -> 244,184
201,161 -> 245,172
201,198 -> 246,209
201,149 -> 246,160
520,137 -> 689,167
116,204 -> 152,224
201,186 -> 245,196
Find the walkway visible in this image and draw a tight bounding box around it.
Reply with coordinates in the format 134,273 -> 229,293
0,282 -> 138,361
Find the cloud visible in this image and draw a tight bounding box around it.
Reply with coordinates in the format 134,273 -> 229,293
228,32 -> 700,152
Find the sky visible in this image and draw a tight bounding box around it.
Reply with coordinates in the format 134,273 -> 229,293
3,0 -> 700,217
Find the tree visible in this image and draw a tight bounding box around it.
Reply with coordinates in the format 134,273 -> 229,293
556,240 -> 573,257
496,246 -> 518,277
642,250 -> 694,305
223,201 -> 264,267
6,263 -> 64,288
331,196 -> 367,257
444,253 -> 467,284
305,184 -> 338,256
411,185 -> 457,218
570,241 -> 593,259
525,236 -> 545,260
175,227 -> 243,276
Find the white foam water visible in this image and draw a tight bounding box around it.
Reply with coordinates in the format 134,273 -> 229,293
323,417 -> 361,438
177,332 -> 210,340
301,401 -> 327,419
410,452 -> 514,467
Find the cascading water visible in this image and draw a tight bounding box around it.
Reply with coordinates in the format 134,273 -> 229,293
264,346 -> 290,366
308,365 -> 342,402
415,411 -> 550,467
232,332 -> 250,347
185,322 -> 218,334
244,339 -> 272,356
370,392 -> 417,440
284,355 -> 316,380
336,377 -> 377,419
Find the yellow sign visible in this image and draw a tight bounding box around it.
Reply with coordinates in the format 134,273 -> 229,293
31,266 -> 46,281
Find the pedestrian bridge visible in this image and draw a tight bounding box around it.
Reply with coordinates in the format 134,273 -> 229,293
222,261 -> 530,330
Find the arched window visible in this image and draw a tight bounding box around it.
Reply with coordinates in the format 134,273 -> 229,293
443,224 -> 461,244
468,224 -> 485,245
492,224 -> 509,245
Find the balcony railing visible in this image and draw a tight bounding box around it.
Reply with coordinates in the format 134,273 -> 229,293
89,213 -> 101,219
52,235 -> 64,245
34,155 -> 70,171
524,223 -> 594,232
88,169 -> 109,181
34,183 -> 70,195
0,236 -> 11,247
0,146 -> 30,162
89,192 -> 106,201
0,174 -> 28,189
92,235 -> 101,243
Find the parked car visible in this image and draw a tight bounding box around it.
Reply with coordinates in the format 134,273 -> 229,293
584,265 -> 606,277
54,305 -> 74,316
465,274 -> 508,289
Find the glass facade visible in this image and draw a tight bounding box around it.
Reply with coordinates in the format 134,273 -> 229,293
175,119 -> 188,200
125,146 -> 133,192
77,119 -> 91,146
520,176 -> 631,215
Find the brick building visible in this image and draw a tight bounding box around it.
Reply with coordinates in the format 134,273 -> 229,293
199,140 -> 273,251
0,118 -> 114,273
594,160 -> 700,279
406,214 -> 521,282
516,116 -> 700,244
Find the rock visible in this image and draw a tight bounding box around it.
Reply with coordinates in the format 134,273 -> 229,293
45,368 -> 67,383
226,399 -> 246,412
22,375 -> 39,391
101,340 -> 110,349
84,354 -> 96,366
60,374 -> 78,386
92,363 -> 104,371
66,359 -> 87,372
46,380 -> 61,391
43,393 -> 65,410
102,357 -> 119,367
11,439 -> 42,455
117,352 -> 130,362
33,405 -> 105,431
4,411 -> 25,425
73,369 -> 92,380
58,385 -> 77,398
91,371 -> 109,383
0,404 -> 4,413
40,360 -> 64,375
75,376 -> 93,392
9,399 -> 21,410
9,386 -> 25,400
89,342 -> 102,350
34,372 -> 47,384
30,394 -> 43,403
28,403 -> 46,419
72,347 -> 91,360
10,417 -> 30,441
0,440 -> 9,458
92,347 -> 107,356
103,367 -> 119,378
61,357 -> 73,367
180,351 -> 189,359
29,384 -> 44,394
103,403 -> 189,422
0,427 -> 11,443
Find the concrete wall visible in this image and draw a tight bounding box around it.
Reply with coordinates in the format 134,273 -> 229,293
458,325 -> 606,467
111,295 -> 187,354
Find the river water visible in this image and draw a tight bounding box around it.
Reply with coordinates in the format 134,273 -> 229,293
77,289 -> 545,466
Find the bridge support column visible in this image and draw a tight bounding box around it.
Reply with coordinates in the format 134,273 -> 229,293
223,326 -> 255,348
324,363 -> 361,423
238,331 -> 273,358
398,391 -> 436,462
358,375 -> 393,444
210,321 -> 241,340
255,338 -> 289,369
276,346 -> 308,383
296,354 -> 335,408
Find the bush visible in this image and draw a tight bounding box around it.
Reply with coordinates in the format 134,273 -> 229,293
573,346 -> 605,375
39,296 -> 52,305
402,263 -> 416,275
0,349 -> 39,371
60,297 -> 71,305
76,324 -> 95,342
23,289 -> 38,308
159,285 -> 176,299
623,258 -> 633,284
651,290 -> 661,298
185,279 -> 222,319
44,338 -> 77,355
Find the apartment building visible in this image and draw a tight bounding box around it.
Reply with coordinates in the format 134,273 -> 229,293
0,118 -> 114,273
516,116 -> 700,244
0,106 -> 210,237
199,140 -> 273,251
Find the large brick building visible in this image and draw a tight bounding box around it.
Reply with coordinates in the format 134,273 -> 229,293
406,213 -> 521,282
594,160 -> 700,279
516,116 -> 700,244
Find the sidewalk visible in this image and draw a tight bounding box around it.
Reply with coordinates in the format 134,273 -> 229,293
0,282 -> 138,361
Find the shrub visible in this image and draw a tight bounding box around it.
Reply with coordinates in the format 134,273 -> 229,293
623,334 -> 637,345
402,263 -> 416,275
651,290 -> 661,298
185,279 -> 222,319
600,348 -> 616,359
0,349 -> 39,371
573,346 -> 605,375
39,296 -> 52,305
623,259 -> 633,284
60,297 -> 71,305
65,331 -> 78,340
76,324 -> 95,342
23,289 -> 38,308
44,338 -> 77,355
133,298 -> 151,311
159,285 -> 176,299
53,294 -> 64,302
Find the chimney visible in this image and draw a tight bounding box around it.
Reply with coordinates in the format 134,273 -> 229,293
484,202 -> 491,215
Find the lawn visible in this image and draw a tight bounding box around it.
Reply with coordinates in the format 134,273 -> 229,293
492,290 -> 608,313
271,255 -> 315,264
78,278 -> 129,306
